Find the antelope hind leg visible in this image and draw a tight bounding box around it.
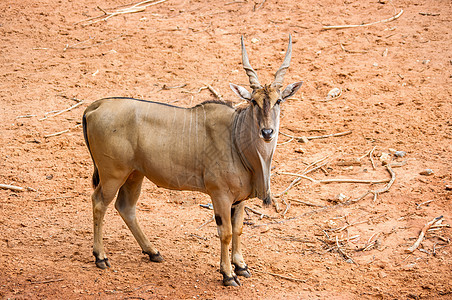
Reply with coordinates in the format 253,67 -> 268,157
92,177 -> 125,269
115,171 -> 164,263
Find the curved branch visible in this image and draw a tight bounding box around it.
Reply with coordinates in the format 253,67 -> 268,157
322,9 -> 404,30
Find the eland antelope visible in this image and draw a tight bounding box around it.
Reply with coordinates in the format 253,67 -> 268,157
82,35 -> 302,286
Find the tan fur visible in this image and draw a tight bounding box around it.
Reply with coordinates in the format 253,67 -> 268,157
83,98 -> 272,285
83,36 -> 301,287
252,85 -> 280,110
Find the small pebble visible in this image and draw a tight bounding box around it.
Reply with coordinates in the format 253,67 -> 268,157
326,87 -> 341,99
298,136 -> 309,144
419,169 -> 434,176
394,151 -> 406,157
336,193 -> 347,202
379,152 -> 391,165
294,147 -> 305,154
260,226 -> 270,233
445,185 -> 451,191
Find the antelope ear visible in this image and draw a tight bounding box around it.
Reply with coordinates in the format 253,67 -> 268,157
230,83 -> 252,101
281,81 -> 303,101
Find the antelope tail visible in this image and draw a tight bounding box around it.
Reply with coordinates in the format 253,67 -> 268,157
82,113 -> 100,189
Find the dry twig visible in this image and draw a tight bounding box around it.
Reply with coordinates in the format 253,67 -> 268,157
122,283 -> 154,294
321,178 -> 390,184
336,236 -> 355,264
302,155 -> 331,174
322,9 -> 404,30
272,197 -> 281,212
16,114 -> 37,119
280,130 -> 352,143
428,223 -> 450,231
34,195 -> 75,202
206,84 -> 223,101
245,206 -> 271,219
416,199 -> 434,209
419,12 -> 440,16
39,100 -> 84,121
75,0 -> 169,26
157,83 -> 187,92
274,175 -> 308,198
406,216 -> 443,253
369,162 -> 402,196
340,43 -> 368,54
274,155 -> 331,198
363,233 -> 379,250
304,161 -> 330,175
276,160 -> 405,207
322,234 -> 360,245
281,198 -> 291,216
277,137 -> 294,146
252,268 -> 306,283
369,146 -> 377,170
189,233 -> 208,241
226,1 -> 246,5
0,184 -> 24,192
182,84 -> 223,101
289,198 -> 324,207
348,161 -> 405,203
197,215 -> 215,230
277,171 -> 391,185
327,219 -> 368,233
254,0 -> 267,11
64,35 -> 124,51
308,131 -> 352,140
44,124 -> 82,139
28,278 -> 63,284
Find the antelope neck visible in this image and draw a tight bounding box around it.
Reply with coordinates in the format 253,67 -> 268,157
232,105 -> 277,200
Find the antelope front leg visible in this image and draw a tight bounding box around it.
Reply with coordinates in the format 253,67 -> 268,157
231,201 -> 251,278
212,198 -> 240,287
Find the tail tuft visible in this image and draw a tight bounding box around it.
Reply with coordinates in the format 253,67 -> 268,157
92,166 -> 100,188
83,112 -> 99,189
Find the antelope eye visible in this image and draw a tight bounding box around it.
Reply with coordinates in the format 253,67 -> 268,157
251,99 -> 257,105
276,98 -> 282,105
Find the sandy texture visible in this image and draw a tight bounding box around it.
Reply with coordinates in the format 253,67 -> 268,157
1,0 -> 451,298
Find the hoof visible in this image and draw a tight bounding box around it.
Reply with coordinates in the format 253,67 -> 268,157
143,251 -> 164,263
234,264 -> 251,278
95,257 -> 111,269
222,273 -> 241,287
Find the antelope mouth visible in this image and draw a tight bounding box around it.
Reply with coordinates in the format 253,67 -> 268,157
261,137 -> 274,143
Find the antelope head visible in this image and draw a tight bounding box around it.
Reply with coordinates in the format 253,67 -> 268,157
230,35 -> 303,143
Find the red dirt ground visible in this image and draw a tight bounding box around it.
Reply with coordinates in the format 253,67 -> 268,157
1,0 -> 451,299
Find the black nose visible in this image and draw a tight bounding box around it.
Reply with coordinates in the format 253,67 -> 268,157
261,128 -> 274,140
